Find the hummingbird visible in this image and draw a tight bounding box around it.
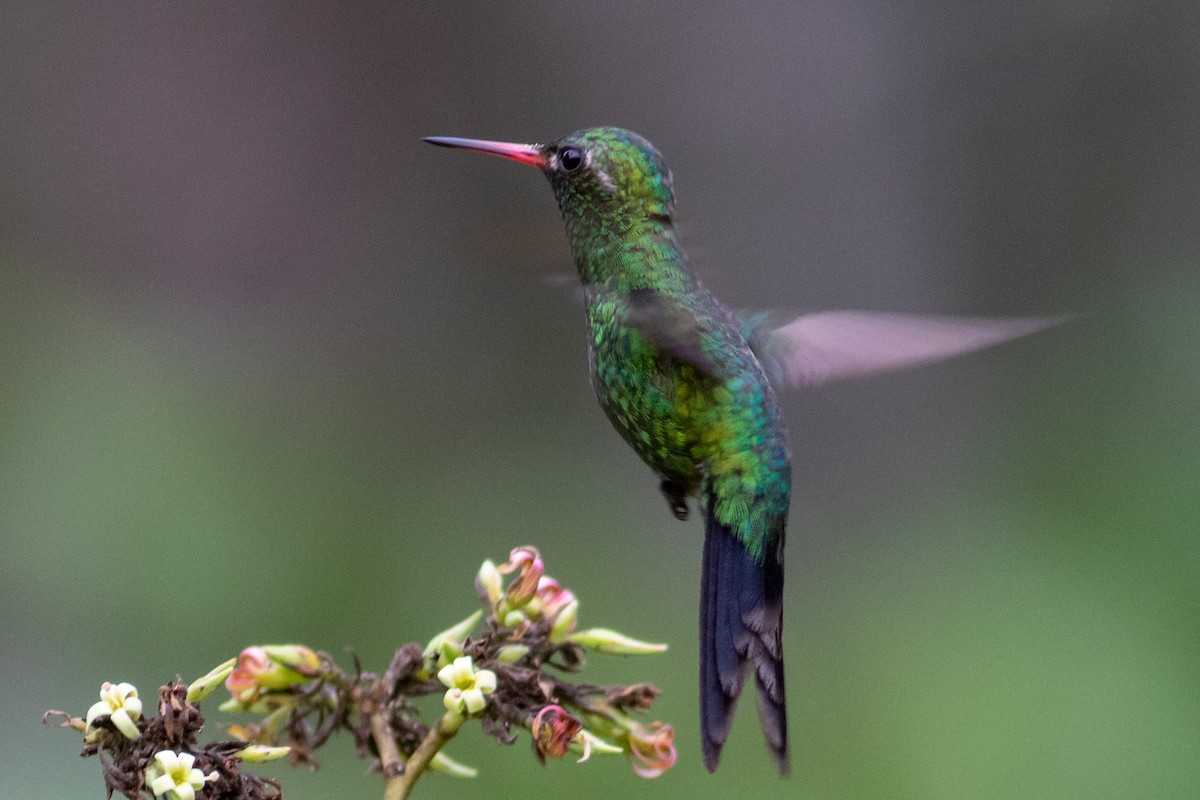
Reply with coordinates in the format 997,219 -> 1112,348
424,127 -> 1062,774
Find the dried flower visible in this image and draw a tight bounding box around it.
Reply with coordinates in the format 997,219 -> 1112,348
531,704 -> 582,760
496,546 -> 543,607
626,722 -> 677,779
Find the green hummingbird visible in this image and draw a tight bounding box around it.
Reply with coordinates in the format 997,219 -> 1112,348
424,127 -> 1062,773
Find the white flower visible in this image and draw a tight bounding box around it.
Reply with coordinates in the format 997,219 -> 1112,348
436,656 -> 497,716
84,681 -> 142,741
145,750 -> 217,800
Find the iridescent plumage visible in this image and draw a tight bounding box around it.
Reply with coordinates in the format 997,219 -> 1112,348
424,127 -> 1064,774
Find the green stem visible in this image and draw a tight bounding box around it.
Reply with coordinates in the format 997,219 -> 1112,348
384,711 -> 464,800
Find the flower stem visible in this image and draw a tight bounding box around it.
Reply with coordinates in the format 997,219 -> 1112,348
370,708 -> 405,779
384,712 -> 464,800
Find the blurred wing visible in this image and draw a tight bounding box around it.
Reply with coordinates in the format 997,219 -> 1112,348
603,287 -> 717,376
755,311 -> 1068,388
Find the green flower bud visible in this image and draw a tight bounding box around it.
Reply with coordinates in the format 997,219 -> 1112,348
237,745 -> 291,764
568,628 -> 668,655
187,658 -> 236,704
495,644 -> 530,664
573,729 -> 623,760
422,609 -> 483,672
475,560 -> 503,606
259,645 -> 321,675
502,608 -> 528,628
430,751 -> 478,778
549,598 -> 579,642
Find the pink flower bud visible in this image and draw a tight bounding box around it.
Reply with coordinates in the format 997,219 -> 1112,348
536,576 -> 577,621
225,645 -> 319,706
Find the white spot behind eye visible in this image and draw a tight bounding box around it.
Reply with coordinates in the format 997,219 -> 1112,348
595,168 -> 618,193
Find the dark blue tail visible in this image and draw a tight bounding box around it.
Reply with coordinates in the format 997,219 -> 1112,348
700,503 -> 788,773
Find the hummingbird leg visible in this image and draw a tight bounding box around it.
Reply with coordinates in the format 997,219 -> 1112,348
659,479 -> 690,520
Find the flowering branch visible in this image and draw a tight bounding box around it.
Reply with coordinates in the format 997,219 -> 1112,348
46,546 -> 677,799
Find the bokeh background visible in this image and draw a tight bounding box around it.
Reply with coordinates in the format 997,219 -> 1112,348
3,3 -> 1198,798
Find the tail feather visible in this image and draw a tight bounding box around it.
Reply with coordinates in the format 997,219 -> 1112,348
700,502 -> 788,774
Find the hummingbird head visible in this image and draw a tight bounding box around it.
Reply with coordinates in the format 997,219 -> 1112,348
424,127 -> 675,227
425,128 -> 685,285
542,127 -> 675,226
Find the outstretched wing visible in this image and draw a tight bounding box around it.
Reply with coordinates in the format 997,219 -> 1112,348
751,311 -> 1068,388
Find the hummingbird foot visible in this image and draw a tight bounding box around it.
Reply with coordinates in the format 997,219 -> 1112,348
659,480 -> 690,520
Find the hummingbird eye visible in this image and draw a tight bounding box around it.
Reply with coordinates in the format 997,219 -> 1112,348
558,145 -> 585,173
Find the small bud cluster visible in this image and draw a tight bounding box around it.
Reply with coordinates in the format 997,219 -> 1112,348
477,547 -> 665,655
478,548 -> 580,639
466,547 -> 675,777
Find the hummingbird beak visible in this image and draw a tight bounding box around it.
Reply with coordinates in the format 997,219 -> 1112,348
422,136 -> 546,168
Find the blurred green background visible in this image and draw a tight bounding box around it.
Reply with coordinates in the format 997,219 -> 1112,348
3,3 -> 1198,798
